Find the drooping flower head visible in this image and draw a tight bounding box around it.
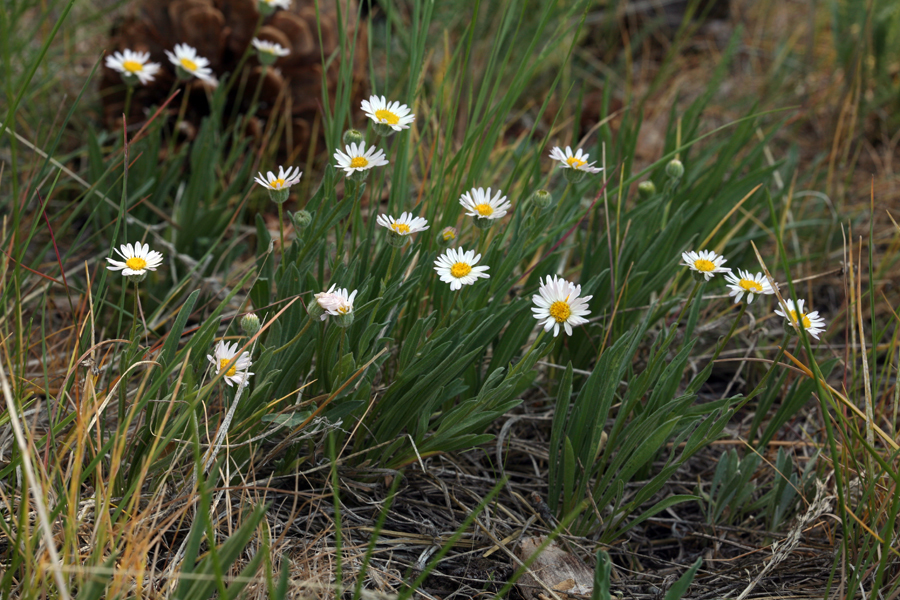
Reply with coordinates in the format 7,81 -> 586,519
106,242 -> 164,279
361,95 -> 415,133
549,146 -> 602,183
377,212 -> 429,246
680,250 -> 729,281
207,340 -> 254,387
434,247 -> 490,291
775,299 -> 827,340
459,187 -> 511,223
165,43 -> 215,83
724,269 -> 775,304
105,49 -> 161,85
251,38 -> 290,65
532,275 -> 592,337
334,142 -> 389,178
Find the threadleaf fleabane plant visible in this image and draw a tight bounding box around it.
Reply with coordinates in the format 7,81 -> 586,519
775,299 -> 827,340
251,38 -> 290,65
106,242 -> 163,280
532,275 -> 592,337
165,43 -> 215,82
681,250 -> 729,281
361,95 -> 415,135
377,212 -> 429,246
207,340 -> 253,387
255,166 -> 302,202
459,187 -> 511,227
434,247 -> 490,290
105,49 -> 160,85
724,269 -> 774,304
334,142 -> 389,179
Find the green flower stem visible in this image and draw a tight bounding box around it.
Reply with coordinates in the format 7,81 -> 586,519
477,226 -> 490,256
277,201 -> 286,255
709,301 -> 747,363
123,85 -> 134,123
385,246 -> 398,283
435,291 -> 459,332
248,64 -> 267,117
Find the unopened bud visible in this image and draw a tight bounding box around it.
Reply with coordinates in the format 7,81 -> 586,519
665,159 -> 684,180
291,209 -> 312,230
437,227 -> 457,248
241,313 -> 260,335
343,129 -> 364,145
638,180 -> 657,199
530,189 -> 553,210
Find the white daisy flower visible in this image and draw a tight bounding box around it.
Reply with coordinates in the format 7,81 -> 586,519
775,299 -> 827,340
323,287 -> 357,317
549,146 -> 602,173
254,165 -> 302,190
251,38 -> 290,64
207,340 -> 254,387
434,247 -> 490,291
680,250 -> 729,281
165,43 -> 215,83
334,142 -> 389,175
531,275 -> 592,337
376,212 -> 429,236
360,95 -> 415,131
459,187 -> 511,221
105,49 -> 161,85
724,269 -> 775,304
312,284 -> 343,320
106,242 -> 164,277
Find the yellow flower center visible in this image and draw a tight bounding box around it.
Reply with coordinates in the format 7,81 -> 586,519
788,310 -> 812,329
567,157 -> 587,169
180,57 -> 198,72
272,177 -> 286,189
219,358 -> 237,377
442,229 -> 456,241
739,279 -> 763,293
549,301 -> 571,323
122,60 -> 144,73
125,257 -> 147,271
693,259 -> 716,272
391,223 -> 411,234
350,156 -> 369,169
450,262 -> 472,278
474,203 -> 494,217
375,109 -> 400,125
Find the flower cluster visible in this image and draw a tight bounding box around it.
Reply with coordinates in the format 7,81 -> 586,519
680,248 -> 827,340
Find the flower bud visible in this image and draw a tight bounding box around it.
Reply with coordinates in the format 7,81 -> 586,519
343,129 -> 364,146
241,312 -> 261,336
437,227 -> 457,248
563,168 -> 586,184
665,159 -> 684,180
291,209 -> 312,230
530,189 -> 553,210
638,180 -> 657,199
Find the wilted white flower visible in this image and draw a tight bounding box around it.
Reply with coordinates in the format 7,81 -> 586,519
775,299 -> 827,340
165,43 -> 215,83
207,340 -> 254,387
106,242 -> 164,277
724,269 -> 774,304
254,165 -> 302,190
361,95 -> 415,131
680,250 -> 729,281
334,142 -> 389,175
532,275 -> 592,337
105,49 -> 160,85
459,187 -> 511,221
549,146 -> 602,173
434,247 -> 490,291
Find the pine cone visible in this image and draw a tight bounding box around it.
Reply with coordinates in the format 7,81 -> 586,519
100,0 -> 367,157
